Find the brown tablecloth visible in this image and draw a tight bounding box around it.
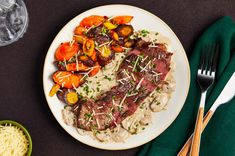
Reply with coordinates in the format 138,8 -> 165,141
0,0 -> 234,155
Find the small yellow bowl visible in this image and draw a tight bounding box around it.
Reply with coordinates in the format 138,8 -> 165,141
0,120 -> 33,156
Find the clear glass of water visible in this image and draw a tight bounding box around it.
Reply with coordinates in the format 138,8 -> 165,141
0,0 -> 28,47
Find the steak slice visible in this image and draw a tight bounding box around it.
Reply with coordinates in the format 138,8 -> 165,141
74,40 -> 172,131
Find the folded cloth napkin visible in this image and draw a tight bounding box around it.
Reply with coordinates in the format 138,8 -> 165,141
138,16 -> 235,156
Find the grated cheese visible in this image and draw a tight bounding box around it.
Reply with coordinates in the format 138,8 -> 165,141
0,124 -> 29,156
136,78 -> 144,90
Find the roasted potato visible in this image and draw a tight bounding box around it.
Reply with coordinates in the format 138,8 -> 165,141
116,24 -> 134,38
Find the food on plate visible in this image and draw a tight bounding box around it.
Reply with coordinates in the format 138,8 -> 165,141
0,124 -> 29,156
49,15 -> 175,142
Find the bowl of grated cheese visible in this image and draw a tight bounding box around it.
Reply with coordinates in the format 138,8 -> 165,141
0,120 -> 32,156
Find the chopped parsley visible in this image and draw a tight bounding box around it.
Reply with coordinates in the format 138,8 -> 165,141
104,75 -> 112,81
101,27 -> 108,36
83,85 -> 90,95
140,29 -> 150,37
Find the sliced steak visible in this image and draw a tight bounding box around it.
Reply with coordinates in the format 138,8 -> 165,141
74,39 -> 172,131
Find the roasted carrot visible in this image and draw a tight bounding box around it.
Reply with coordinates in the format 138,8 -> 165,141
91,50 -> 97,61
111,44 -> 124,52
103,21 -> 117,30
49,84 -> 60,97
66,63 -> 89,71
80,15 -> 105,27
74,26 -> 87,35
53,71 -> 82,89
79,55 -> 89,61
89,62 -> 101,77
73,35 -> 86,44
65,91 -> 79,105
109,30 -> 119,41
111,16 -> 133,24
83,39 -> 95,56
55,42 -> 79,61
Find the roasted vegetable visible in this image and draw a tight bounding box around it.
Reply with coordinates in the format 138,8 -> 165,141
86,26 -> 102,38
49,84 -> 60,97
83,39 -> 95,56
55,42 -> 79,61
95,35 -> 110,45
80,15 -> 105,27
74,26 -> 87,35
91,50 -> 97,61
89,62 -> 101,77
97,46 -> 114,65
109,30 -> 119,41
124,39 -> 136,48
65,91 -> 79,105
73,35 -> 86,44
116,24 -> 134,38
111,44 -> 124,52
79,55 -> 95,66
111,16 -> 133,24
56,89 -> 78,105
53,71 -> 82,89
103,21 -> 117,30
66,63 -> 89,71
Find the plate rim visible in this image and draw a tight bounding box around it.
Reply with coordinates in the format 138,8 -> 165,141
43,4 -> 191,150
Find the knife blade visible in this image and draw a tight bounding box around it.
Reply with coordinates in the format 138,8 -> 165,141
210,72 -> 235,112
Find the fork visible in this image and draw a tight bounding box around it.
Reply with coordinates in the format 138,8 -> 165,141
189,44 -> 219,156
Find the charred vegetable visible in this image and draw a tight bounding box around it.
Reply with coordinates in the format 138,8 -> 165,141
116,24 -> 134,38
53,71 -> 82,89
83,39 -> 95,56
80,15 -> 104,27
89,62 -> 101,77
74,26 -> 87,35
86,26 -> 102,38
95,35 -> 110,45
49,84 -> 60,97
111,16 -> 133,24
124,39 -> 136,48
111,44 -> 124,52
73,35 -> 86,44
56,89 -> 79,105
55,42 -> 79,61
103,21 -> 117,30
65,91 -> 79,105
79,55 -> 95,66
97,46 -> 114,65
66,63 -> 89,71
109,30 -> 119,41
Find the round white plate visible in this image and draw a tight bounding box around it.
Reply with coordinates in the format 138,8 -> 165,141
43,4 -> 190,150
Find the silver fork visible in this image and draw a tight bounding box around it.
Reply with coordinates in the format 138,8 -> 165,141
189,44 -> 219,156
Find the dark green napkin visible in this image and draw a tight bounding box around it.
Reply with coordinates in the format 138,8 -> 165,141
138,16 -> 235,156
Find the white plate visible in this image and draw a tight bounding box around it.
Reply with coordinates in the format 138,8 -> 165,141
43,4 -> 190,150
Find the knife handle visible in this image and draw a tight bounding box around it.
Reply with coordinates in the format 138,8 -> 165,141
177,110 -> 214,156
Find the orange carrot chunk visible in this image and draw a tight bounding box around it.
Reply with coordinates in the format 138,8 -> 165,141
55,42 -> 79,61
66,63 -> 89,71
74,26 -> 87,35
83,39 -> 95,56
111,16 -> 133,25
53,71 -> 82,89
111,44 -> 124,52
89,62 -> 101,77
80,15 -> 105,27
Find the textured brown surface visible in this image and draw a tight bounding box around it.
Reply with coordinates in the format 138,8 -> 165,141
0,0 -> 234,155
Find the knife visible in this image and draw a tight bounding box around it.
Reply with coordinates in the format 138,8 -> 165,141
178,72 -> 235,156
